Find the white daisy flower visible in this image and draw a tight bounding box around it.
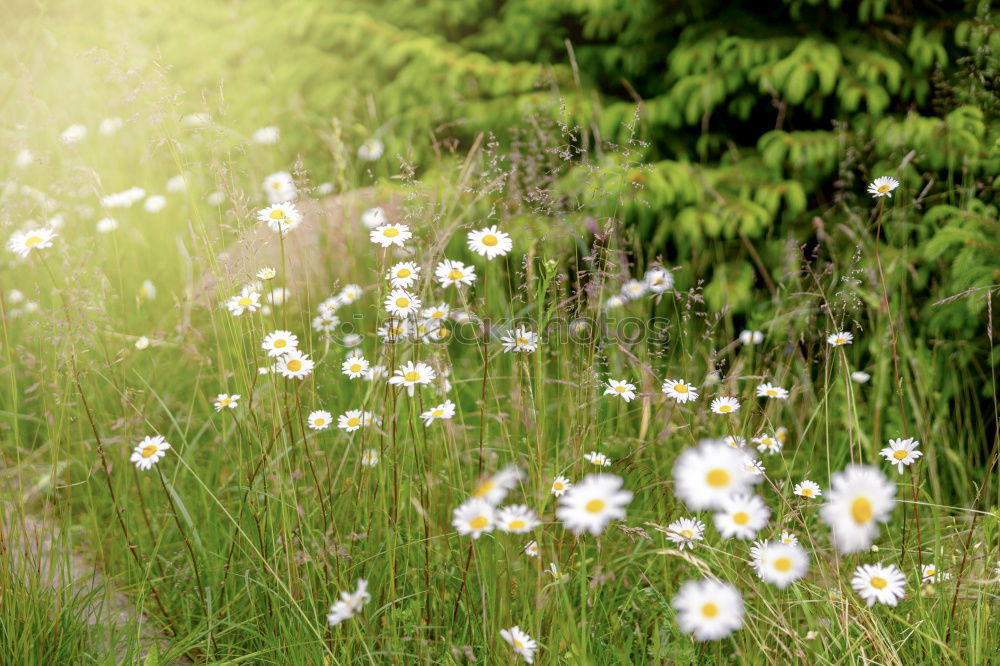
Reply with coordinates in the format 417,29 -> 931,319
262,330 -> 299,357
662,378 -> 698,403
879,437 -> 923,474
500,325 -> 538,353
214,394 -> 239,411
263,171 -> 296,203
357,138 -> 384,161
754,433 -> 782,456
710,396 -> 740,415
665,517 -> 705,550
377,320 -> 410,343
99,117 -> 124,135
820,464 -> 897,554
550,476 -> 572,497
256,202 -> 302,235
497,505 -> 541,534
388,361 -> 435,392
370,223 -> 412,248
361,449 -> 379,467
921,563 -> 950,584
604,294 -> 627,310
467,225 -> 512,260
307,410 -> 332,430
852,563 -> 906,606
257,267 -> 277,280
360,207 -> 387,229
60,124 -> 87,144
867,176 -> 899,199
387,261 -> 420,288
471,465 -> 523,506
756,383 -> 789,400
420,399 -> 455,427
139,280 -> 156,301
827,331 -> 854,347
621,279 -> 648,300
327,579 -> 371,626
130,435 -> 170,471
313,314 -> 340,333
435,259 -> 477,287
499,626 -> 538,664
794,480 -> 822,499
275,350 -> 315,380
422,303 -> 450,320
7,228 -> 56,258
452,498 -> 495,539
364,365 -> 387,381
779,531 -> 798,545
604,379 -> 637,403
96,217 -> 119,233
851,370 -> 871,383
724,435 -> 746,448
672,441 -> 754,511
713,493 -> 770,540
753,541 -> 809,588
226,289 -> 261,316
252,126 -> 280,145
524,540 -> 539,558
583,451 -> 611,467
342,353 -> 369,378
644,268 -> 674,293
343,333 -> 363,347
555,473 -> 633,536
338,410 -> 376,432
672,578 -> 744,641
338,284 -> 363,305
135,336 -> 150,350
739,330 -> 764,345
384,289 -> 421,317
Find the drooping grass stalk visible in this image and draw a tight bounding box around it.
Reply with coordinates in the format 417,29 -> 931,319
872,198 -> 923,571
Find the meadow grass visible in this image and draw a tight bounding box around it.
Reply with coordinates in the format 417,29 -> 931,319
1,4 -> 998,666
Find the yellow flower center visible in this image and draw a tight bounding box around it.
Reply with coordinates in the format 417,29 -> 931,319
767,389 -> 778,396
926,568 -> 935,576
585,499 -> 606,513
508,520 -> 525,530
553,482 -> 564,491
349,363 -> 361,373
469,516 -> 488,530
801,488 -> 813,497
701,602 -> 718,618
395,297 -> 409,308
314,418 -> 325,426
432,311 -> 444,318
870,576 -> 887,589
893,449 -> 908,461
482,234 -> 498,247
219,397 -> 231,406
718,405 -> 732,413
432,409 -> 443,417
514,641 -> 524,648
274,339 -> 287,348
140,445 -> 158,458
24,235 -> 43,247
346,417 -> 360,427
674,383 -> 687,393
286,359 -> 303,372
774,557 -> 793,572
238,297 -> 252,307
836,337 -> 846,345
615,385 -> 625,392
733,511 -> 750,525
269,209 -> 285,220
851,497 -> 873,524
397,268 -> 410,278
680,529 -> 693,538
448,269 -> 463,280
877,184 -> 891,193
706,469 -> 730,487
383,227 -> 399,238
473,480 -> 494,497
404,371 -> 420,382
516,337 -> 528,346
